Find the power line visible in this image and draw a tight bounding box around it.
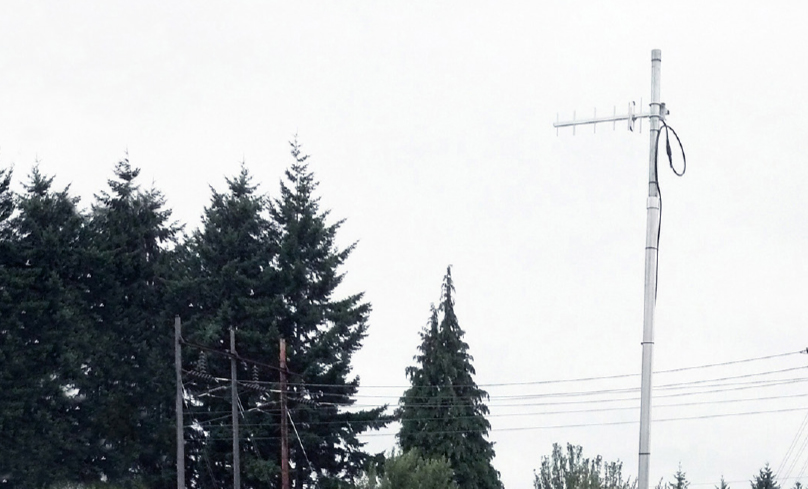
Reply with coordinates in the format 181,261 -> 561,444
366,406 -> 808,436
783,424 -> 808,483
196,400 -> 808,430
690,475 -> 807,487
777,411 -> 808,479
287,410 -> 314,475
342,366 -> 807,401
203,391 -> 808,428
325,377 -> 808,410
284,349 -> 805,390
206,406 -> 808,441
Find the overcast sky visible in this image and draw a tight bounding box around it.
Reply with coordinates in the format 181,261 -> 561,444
2,2 -> 808,488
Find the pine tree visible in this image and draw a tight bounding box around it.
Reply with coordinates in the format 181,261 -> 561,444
271,140 -> 388,488
717,476 -> 731,489
398,266 -> 501,489
83,158 -> 180,487
751,464 -> 779,489
0,168 -> 91,487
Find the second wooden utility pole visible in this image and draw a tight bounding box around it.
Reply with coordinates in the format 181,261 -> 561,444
280,337 -> 290,489
175,316 -> 185,489
230,327 -> 240,489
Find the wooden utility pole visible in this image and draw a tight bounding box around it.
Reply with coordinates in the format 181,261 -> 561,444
175,316 -> 185,489
280,337 -> 290,489
553,49 -> 670,489
230,327 -> 240,489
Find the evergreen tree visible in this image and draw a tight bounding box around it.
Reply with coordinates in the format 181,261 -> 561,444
0,167 -> 11,226
533,443 -> 634,489
716,476 -> 731,489
184,142 -> 387,488
398,266 -> 501,489
751,465 -> 779,489
82,158 -> 180,488
270,140 -> 387,488
181,165 -> 281,488
0,168 -> 91,487
668,465 -> 690,489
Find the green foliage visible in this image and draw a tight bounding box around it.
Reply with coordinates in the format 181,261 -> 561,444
0,168 -> 91,488
0,142 -> 385,488
655,464 -> 689,489
180,163 -> 282,488
356,450 -> 458,489
0,167 -> 11,225
751,464 -> 779,489
181,141 -> 387,488
398,267 -> 501,489
82,159 -> 180,488
533,443 -> 635,489
272,140 -> 388,487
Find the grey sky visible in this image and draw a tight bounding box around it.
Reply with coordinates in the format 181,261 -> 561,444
2,2 -> 807,488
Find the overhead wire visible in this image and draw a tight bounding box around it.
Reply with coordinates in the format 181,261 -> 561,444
284,349 -> 804,390
323,375 -> 808,410
180,346 -> 807,460
288,411 -> 315,474
203,391 -> 808,428
191,379 -> 808,424
340,366 -> 807,401
783,423 -> 808,483
776,410 -> 808,479
206,406 -> 808,442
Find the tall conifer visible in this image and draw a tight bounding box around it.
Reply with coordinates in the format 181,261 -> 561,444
270,140 -> 387,488
84,159 -> 179,487
184,143 -> 387,488
0,169 -> 91,487
398,267 -> 501,489
181,165 -> 281,488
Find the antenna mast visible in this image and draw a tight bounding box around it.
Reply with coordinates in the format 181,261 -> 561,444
637,49 -> 662,489
554,49 -> 668,489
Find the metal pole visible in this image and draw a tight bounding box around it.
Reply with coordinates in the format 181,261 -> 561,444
175,316 -> 185,489
280,337 -> 290,489
638,48 -> 662,489
231,327 -> 240,489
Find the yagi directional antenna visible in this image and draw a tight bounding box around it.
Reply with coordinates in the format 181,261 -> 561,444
554,97 -> 668,135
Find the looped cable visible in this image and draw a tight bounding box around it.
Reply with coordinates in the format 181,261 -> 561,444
650,119 -> 686,300
655,120 -> 686,177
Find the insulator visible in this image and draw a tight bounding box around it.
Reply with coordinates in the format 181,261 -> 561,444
197,352 -> 207,374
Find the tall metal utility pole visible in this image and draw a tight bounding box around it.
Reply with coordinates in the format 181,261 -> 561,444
553,49 -> 667,489
175,316 -> 185,489
637,49 -> 662,489
280,337 -> 290,489
230,327 -> 241,489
